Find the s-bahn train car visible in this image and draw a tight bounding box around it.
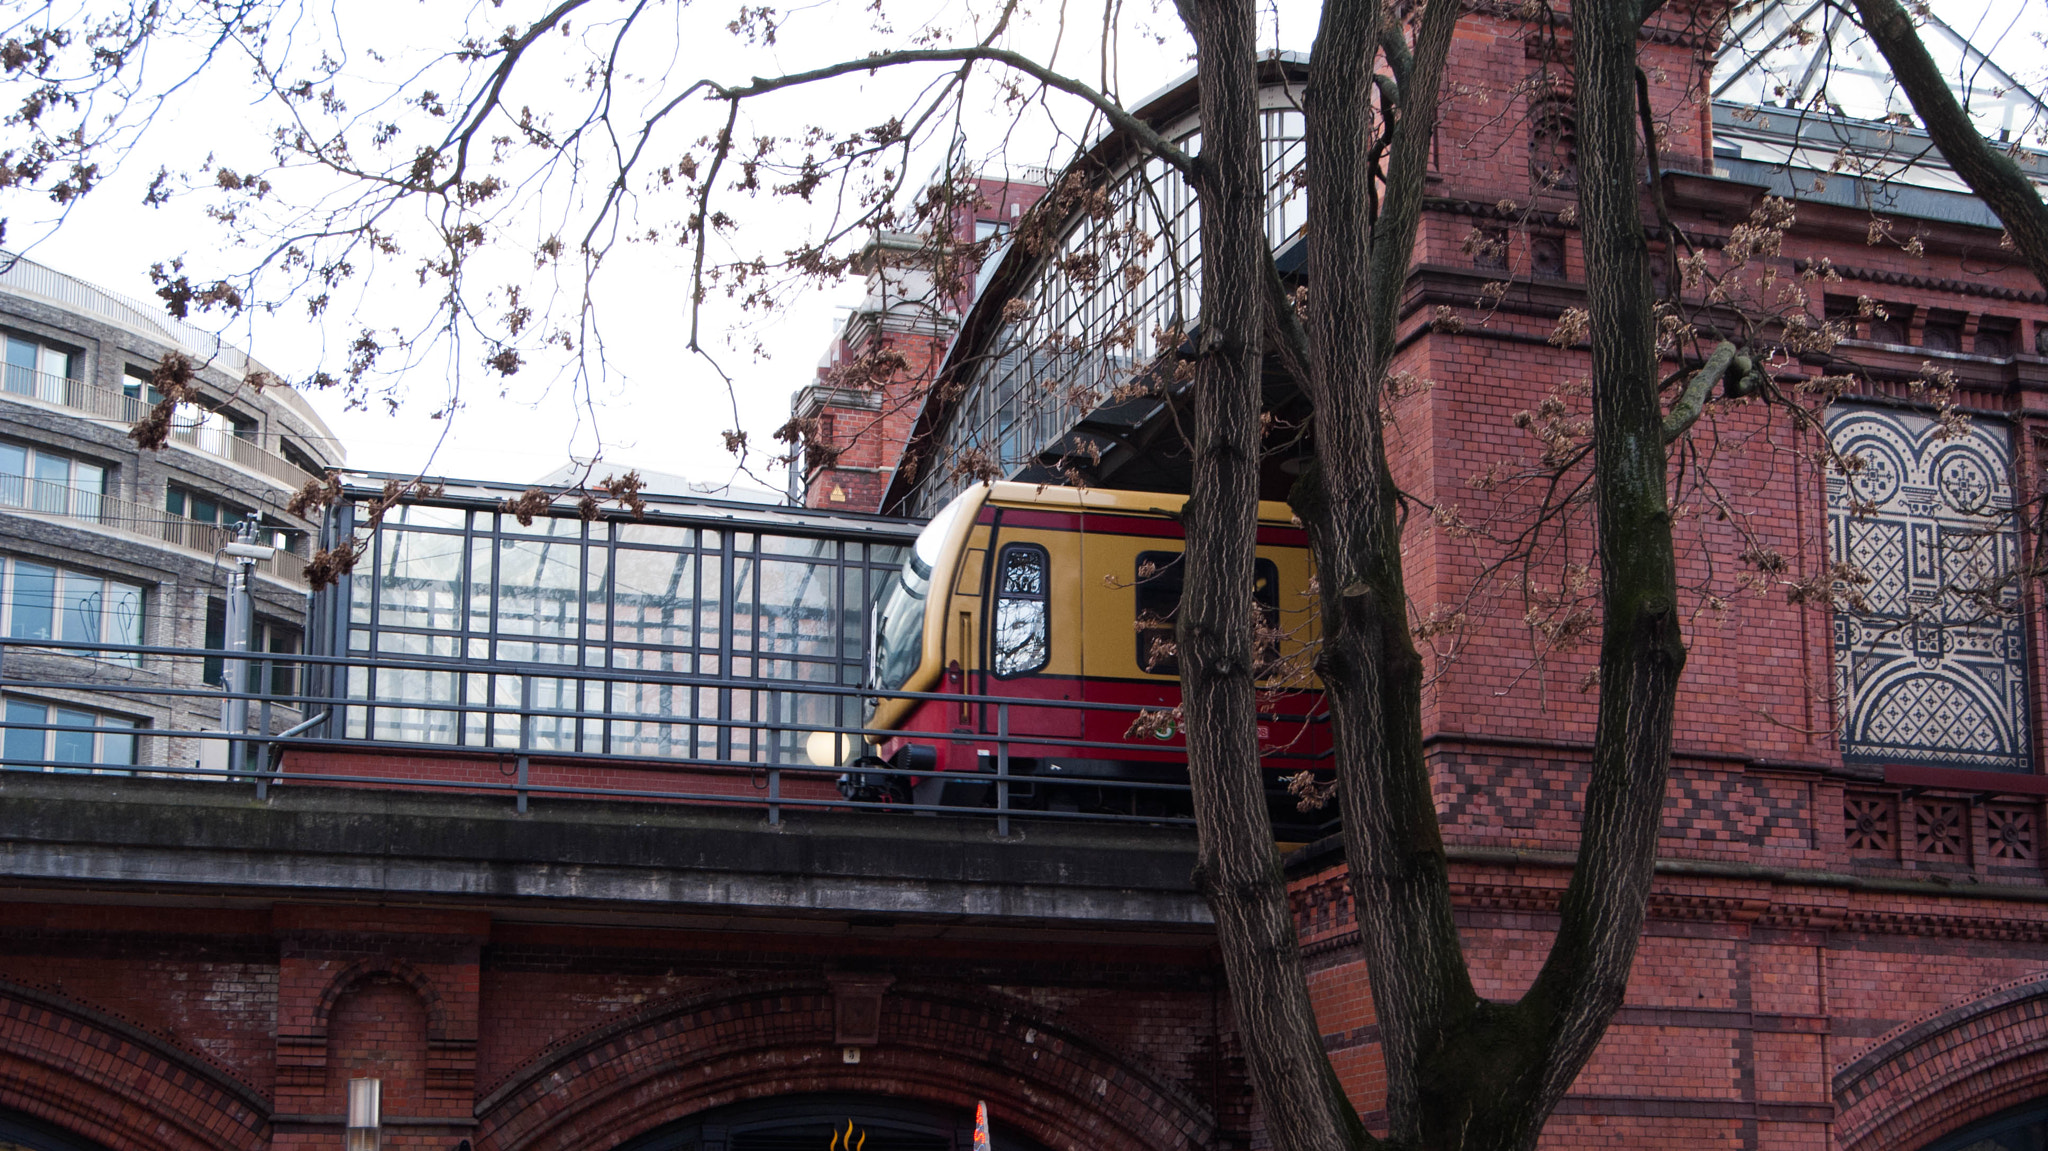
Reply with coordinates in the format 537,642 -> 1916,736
843,480 -> 1330,834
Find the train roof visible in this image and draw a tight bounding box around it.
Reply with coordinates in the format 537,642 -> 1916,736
980,480 -> 1301,526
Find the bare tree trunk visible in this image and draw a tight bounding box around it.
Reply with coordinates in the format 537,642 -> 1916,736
1277,0 -> 1684,1144
1290,0 -> 1477,1143
1467,0 -> 1688,1139
1171,2 -> 1363,1149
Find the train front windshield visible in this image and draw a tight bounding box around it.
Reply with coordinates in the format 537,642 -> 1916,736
871,491 -> 975,692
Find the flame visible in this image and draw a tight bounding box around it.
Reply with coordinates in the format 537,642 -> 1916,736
831,1119 -> 863,1151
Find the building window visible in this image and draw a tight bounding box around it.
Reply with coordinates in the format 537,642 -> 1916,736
991,543 -> 1050,677
1977,317 -> 2018,358
0,443 -> 102,519
1921,310 -> 1965,353
3,335 -> 75,404
171,403 -> 251,457
203,597 -> 225,686
204,608 -> 300,694
259,619 -> 302,697
0,556 -> 144,665
1134,551 -> 1280,678
1,697 -> 136,773
167,484 -> 242,526
122,365 -> 161,401
1530,94 -> 1578,191
1827,403 -> 2028,771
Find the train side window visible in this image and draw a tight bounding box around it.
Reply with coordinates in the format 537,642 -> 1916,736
1135,551 -> 1282,677
992,543 -> 1050,677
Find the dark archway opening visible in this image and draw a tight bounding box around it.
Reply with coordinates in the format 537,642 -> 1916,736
615,1093 -> 1054,1151
1923,1097 -> 2048,1151
0,1107 -> 112,1151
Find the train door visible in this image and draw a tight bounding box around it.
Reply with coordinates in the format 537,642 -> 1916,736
971,511 -> 1082,749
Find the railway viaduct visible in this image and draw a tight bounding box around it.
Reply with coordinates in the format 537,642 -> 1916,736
0,772 -> 1244,1151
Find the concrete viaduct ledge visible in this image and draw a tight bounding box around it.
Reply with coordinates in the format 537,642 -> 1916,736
0,775 -> 1213,933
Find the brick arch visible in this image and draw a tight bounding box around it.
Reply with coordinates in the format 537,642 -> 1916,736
0,978 -> 269,1151
1835,970 -> 2048,1150
474,979 -> 1218,1151
313,956 -> 452,1039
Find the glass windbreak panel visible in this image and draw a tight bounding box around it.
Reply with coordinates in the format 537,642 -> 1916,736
607,677 -> 706,759
389,503 -> 465,530
584,545 -> 610,643
376,528 -> 465,636
50,707 -> 93,771
494,536 -> 582,652
2,699 -> 42,767
761,534 -> 834,558
757,559 -> 836,670
499,512 -> 583,539
10,563 -> 55,641
371,667 -> 459,743
992,544 -> 1050,677
731,555 -> 756,654
468,534 -> 493,632
616,522 -> 693,547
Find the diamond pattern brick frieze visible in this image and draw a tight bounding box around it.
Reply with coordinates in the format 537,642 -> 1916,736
1827,404 -> 2030,772
1988,805 -> 2038,862
1912,800 -> 1966,857
1846,792 -> 1897,855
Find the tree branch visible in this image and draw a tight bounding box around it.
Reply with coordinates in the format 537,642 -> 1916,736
708,47 -> 1196,178
1848,0 -> 2048,291
1661,340 -> 1735,442
1263,251 -> 1313,394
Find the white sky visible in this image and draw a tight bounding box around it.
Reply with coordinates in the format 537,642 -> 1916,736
0,0 -> 1244,491
2,0 -> 2035,496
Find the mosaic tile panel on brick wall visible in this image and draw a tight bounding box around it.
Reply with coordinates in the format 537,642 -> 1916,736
1826,403 -> 2029,771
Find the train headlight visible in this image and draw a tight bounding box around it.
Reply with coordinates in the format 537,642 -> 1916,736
806,730 -> 848,766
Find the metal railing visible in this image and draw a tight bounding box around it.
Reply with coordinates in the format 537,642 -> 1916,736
0,637 -> 1334,837
168,422 -> 317,488
0,366 -> 319,490
0,479 -> 308,583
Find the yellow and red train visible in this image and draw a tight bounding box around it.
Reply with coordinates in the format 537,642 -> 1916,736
843,481 -> 1330,830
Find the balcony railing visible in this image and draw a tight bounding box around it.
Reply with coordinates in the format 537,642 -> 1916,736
0,478 -> 309,583
0,365 -> 320,490
0,638 -> 1310,837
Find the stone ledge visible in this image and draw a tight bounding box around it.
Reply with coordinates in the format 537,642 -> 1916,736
0,775 -> 1211,930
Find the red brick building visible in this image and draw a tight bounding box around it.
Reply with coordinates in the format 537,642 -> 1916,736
2,0 -> 2048,1148
791,177 -> 1045,511
0,778 -> 1244,1151
849,1 -> 2048,1147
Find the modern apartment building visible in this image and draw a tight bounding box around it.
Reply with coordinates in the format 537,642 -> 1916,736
0,253 -> 344,774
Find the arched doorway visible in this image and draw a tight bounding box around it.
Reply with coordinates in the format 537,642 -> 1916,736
0,1107 -> 111,1151
616,1094 -> 1053,1151
1921,1098 -> 2048,1151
